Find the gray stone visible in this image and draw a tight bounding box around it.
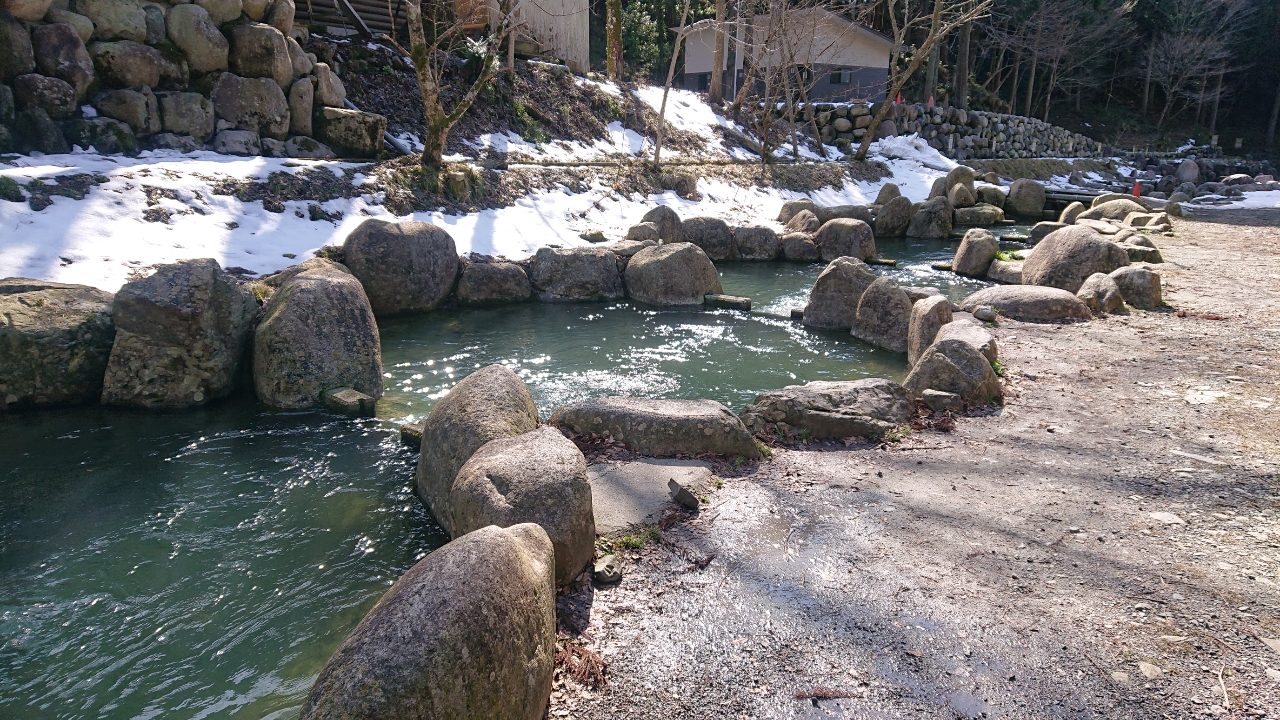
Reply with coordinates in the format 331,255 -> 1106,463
229,22 -> 292,90
605,239 -> 654,257
976,185 -> 1005,208
1076,272 -> 1123,314
952,227 -> 998,277
96,86 -> 160,135
959,285 -> 1092,322
528,246 -> 623,301
550,396 -> 759,459
850,276 -> 911,353
1059,201 -> 1086,224
457,261 -> 531,305
1006,178 -> 1046,218
1109,266 -> 1161,310
13,107 -> 70,153
321,386 -> 376,416
780,232 -> 819,261
313,61 -> 345,106
907,294 -> 952,367
1078,198 -> 1147,223
1021,225 -> 1130,293
903,337 -> 1001,405
935,320 -> 997,364
738,378 -> 911,439
680,216 -> 737,261
64,116 -> 136,153
32,22 -> 95,100
874,183 -> 900,205
733,225 -> 779,260
802,256 -> 876,330
668,476 -> 700,509
784,208 -> 820,234
265,0 -> 292,35
873,195 -> 914,237
284,134 -> 334,158
985,259 -> 1022,285
142,2 -> 164,44
588,459 -> 711,534
194,0 -> 240,24
0,10 -> 36,82
593,554 -> 621,583
14,74 -> 76,119
447,426 -> 594,586
316,106 -> 384,157
953,203 -> 1003,225
88,40 -> 161,88
343,219 -> 459,315
777,197 -> 817,223
252,259 -> 383,409
906,196 -> 952,238
1028,221 -> 1066,245
814,218 -> 875,262
971,305 -> 995,322
286,35 -> 311,77
921,388 -> 961,413
624,221 -> 660,243
624,242 -> 721,306
210,128 -> 259,154
165,3 -> 227,72
1175,158 -> 1199,184
210,72 -> 290,140
902,286 -> 942,303
5,0 -> 54,21
299,524 -> 555,720
947,182 -> 976,209
415,364 -> 540,522
158,91 -> 214,141
0,278 -> 115,411
814,204 -> 873,225
74,0 -> 145,42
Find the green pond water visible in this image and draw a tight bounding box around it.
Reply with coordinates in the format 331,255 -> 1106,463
0,238 -> 990,719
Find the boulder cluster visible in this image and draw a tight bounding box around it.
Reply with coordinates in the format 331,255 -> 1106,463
0,0 -> 384,157
1131,157 -> 1279,202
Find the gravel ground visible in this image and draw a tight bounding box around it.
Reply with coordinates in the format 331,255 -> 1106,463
550,208 -> 1280,719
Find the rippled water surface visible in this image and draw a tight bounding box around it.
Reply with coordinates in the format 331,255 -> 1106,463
0,247 -> 988,719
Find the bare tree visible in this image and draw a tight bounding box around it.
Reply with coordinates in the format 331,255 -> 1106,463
606,0 -> 623,79
710,0 -> 726,104
403,0 -> 523,168
1144,0 -> 1251,130
652,0 -> 694,168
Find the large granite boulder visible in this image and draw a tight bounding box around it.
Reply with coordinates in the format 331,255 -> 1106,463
906,294 -> 952,367
228,22 -> 292,90
1076,272 -> 1123,314
623,242 -> 721,306
944,165 -> 975,195
985,259 -> 1023,285
640,204 -> 682,243
13,74 -> 76,119
936,320 -> 997,364
903,337 -> 1001,405
906,196 -> 952,238
265,0 -> 293,35
97,86 -> 160,135
456,261 -> 532,304
873,195 -> 914,237
850,276 -> 911,353
210,72 -> 290,140
342,219 -> 459,315
75,0 -> 146,42
738,378 -> 911,439
777,198 -> 817,224
158,91 -> 215,141
1109,266 -> 1161,310
1021,225 -> 1130,293
1006,178 -> 1046,218
784,208 -> 820,234
101,259 -> 256,408
0,278 -> 115,411
733,225 -> 779,260
680,216 -> 737,261
550,396 -> 760,458
780,232 -> 819,261
976,185 -> 1006,208
313,61 -> 345,106
801,256 -> 876,330
88,40 -> 161,88
947,183 -> 976,209
528,246 -> 623,301
6,0 -> 54,21
1078,198 -> 1147,223
32,22 -> 94,100
874,183 -> 900,204
194,0 -> 241,24
953,203 -> 1004,226
448,427 -> 594,586
814,218 -> 875,262
959,285 -> 1092,322
0,10 -> 36,83
814,205 -> 873,225
166,3 -> 228,73
299,524 -> 555,720
316,106 -> 384,157
253,259 -> 383,409
952,227 -> 998,277
1175,159 -> 1200,184
415,364 -> 540,519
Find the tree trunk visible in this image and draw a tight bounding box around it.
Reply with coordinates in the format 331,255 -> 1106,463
507,30 -> 516,80
955,22 -> 971,110
1208,65 -> 1224,136
1195,69 -> 1207,126
709,0 -> 725,104
924,43 -> 939,103
606,0 -> 623,79
1042,56 -> 1058,121
1008,49 -> 1021,113
1141,44 -> 1153,116
1268,74 -> 1280,147
653,0 -> 691,168
855,0 -> 945,162
1023,38 -> 1039,117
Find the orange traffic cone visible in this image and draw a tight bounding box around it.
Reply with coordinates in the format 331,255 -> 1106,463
1132,180 -> 1141,197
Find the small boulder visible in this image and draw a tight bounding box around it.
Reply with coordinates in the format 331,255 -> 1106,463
210,128 -> 259,155
321,387 -> 376,417
907,294 -> 952,367
814,218 -> 875,262
0,11 -> 36,82
785,208 -> 820,234
738,378 -> 912,439
0,278 -> 115,411
32,22 -> 94,100
951,227 -> 998,277
13,73 -> 76,119
550,396 -> 759,458
947,183 -> 976,209
88,39 -> 161,88
640,205 -> 682,243
1028,221 -> 1066,244
286,35 -> 311,77
874,183 -> 900,204
1058,201 -> 1086,224
210,72 -> 290,140
165,3 -> 227,73
265,0 -> 293,35
142,2 -> 164,44
342,219 -> 459,315
780,232 -> 819,261
415,364 -> 540,519
316,106 -> 385,157
624,242 -> 721,306
252,259 -> 383,409
1174,158 -> 1199,184
75,0 -> 146,42
1006,178 -> 1046,218
802,256 -> 876,330
448,426 -> 595,586
228,22 -> 293,90
953,203 -> 1003,225
6,0 -> 54,21
284,134 -> 334,158
1021,225 -> 1130,293
985,259 -> 1022,285
625,221 -> 660,243
194,0 -> 241,24
1077,198 -> 1147,223
1109,266 -> 1161,310
906,196 -> 952,238
903,337 -> 1001,405
157,91 -> 215,141
96,86 -> 160,135
959,285 -> 1092,322
936,320 -> 998,363
101,258 -> 257,408
457,261 -> 532,305
873,195 -> 913,237
13,107 -> 69,154
605,239 -> 654,257
734,225 -> 779,260
1076,272 -> 1124,314
287,78 -> 312,136
313,61 -> 345,106
976,185 -> 1005,208
299,524 -> 555,720
850,276 -> 911,353
777,197 -> 817,224
944,165 -> 975,194
680,216 -> 738,261
814,205 -> 873,225
528,246 -> 624,301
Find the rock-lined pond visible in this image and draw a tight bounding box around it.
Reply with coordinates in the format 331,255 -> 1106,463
0,241 -> 990,718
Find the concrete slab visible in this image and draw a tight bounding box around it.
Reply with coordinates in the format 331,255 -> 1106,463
588,458 -> 712,535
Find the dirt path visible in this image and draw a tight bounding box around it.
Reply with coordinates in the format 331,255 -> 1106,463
553,208 -> 1280,719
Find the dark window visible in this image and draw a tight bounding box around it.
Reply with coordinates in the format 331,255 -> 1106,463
697,73 -> 710,91
830,68 -> 853,85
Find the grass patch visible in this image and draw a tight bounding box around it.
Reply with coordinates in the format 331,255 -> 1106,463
881,425 -> 910,443
754,440 -> 774,457
612,526 -> 661,551
993,249 -> 1019,262
991,360 -> 1007,377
